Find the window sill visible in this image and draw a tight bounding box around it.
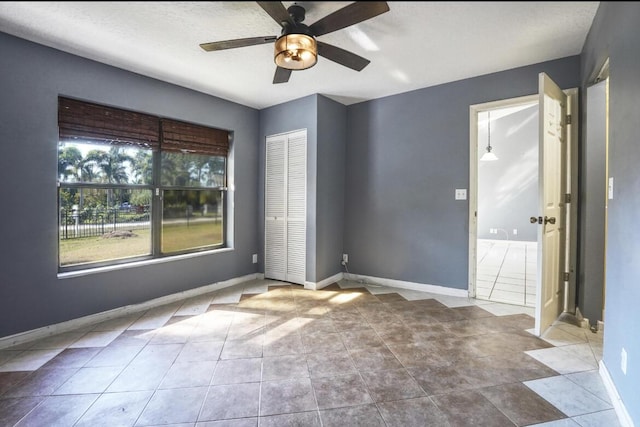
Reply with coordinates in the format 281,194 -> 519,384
57,247 -> 234,280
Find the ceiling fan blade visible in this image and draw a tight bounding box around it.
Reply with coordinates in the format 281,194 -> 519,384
317,41 -> 370,71
200,36 -> 277,52
273,67 -> 292,84
309,2 -> 389,37
257,1 -> 294,27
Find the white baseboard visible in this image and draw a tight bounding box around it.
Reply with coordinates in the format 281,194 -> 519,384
599,360 -> 635,427
0,273 -> 261,350
305,272 -> 344,290
344,273 -> 468,298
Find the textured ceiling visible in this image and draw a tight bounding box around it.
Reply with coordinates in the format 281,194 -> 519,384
0,1 -> 600,109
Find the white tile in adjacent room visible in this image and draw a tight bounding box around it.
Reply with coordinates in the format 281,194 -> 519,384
476,239 -> 536,308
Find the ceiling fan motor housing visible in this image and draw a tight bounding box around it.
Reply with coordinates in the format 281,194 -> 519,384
280,4 -> 314,38
287,4 -> 306,23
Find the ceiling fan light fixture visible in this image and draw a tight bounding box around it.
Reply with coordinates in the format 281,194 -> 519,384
274,33 -> 317,70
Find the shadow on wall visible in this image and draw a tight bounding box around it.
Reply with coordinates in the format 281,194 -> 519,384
478,104 -> 539,242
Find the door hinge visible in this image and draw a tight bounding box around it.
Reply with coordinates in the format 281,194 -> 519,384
563,272 -> 570,282
564,193 -> 572,203
566,114 -> 572,125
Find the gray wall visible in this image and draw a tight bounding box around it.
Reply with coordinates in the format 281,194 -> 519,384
316,96 -> 346,281
581,2 -> 640,422
0,32 -> 260,338
344,57 -> 580,290
258,95 -> 318,282
478,105 -> 539,242
578,81 -> 606,325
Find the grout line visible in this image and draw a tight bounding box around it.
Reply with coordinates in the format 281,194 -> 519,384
478,240 -> 535,308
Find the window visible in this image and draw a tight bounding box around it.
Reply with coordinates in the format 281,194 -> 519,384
57,97 -> 230,271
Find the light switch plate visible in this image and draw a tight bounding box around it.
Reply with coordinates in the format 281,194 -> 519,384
455,189 -> 467,200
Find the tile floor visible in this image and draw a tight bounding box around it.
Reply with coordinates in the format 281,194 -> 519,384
477,239 -> 538,307
0,278 -> 618,427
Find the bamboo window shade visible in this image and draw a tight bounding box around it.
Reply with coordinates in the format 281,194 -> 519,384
161,119 -> 229,157
58,97 -> 230,156
58,97 -> 160,150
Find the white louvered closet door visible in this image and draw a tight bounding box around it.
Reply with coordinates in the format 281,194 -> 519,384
264,130 -> 306,285
285,132 -> 307,284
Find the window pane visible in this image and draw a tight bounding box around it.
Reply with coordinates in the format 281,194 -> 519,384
58,141 -> 153,185
161,152 -> 225,187
59,187 -> 152,267
162,189 -> 223,253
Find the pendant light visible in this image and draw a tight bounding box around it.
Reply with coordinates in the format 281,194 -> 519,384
480,111 -> 498,161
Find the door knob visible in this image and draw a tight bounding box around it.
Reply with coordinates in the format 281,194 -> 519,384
544,216 -> 556,225
530,216 -> 542,224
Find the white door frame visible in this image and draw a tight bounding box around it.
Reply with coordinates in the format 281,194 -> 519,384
468,90 -> 578,318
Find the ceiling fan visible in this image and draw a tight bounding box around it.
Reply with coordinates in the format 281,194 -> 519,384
199,1 -> 390,84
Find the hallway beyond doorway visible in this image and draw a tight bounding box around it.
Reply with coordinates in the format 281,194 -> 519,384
476,239 -> 537,307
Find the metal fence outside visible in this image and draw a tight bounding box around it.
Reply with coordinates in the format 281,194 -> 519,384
60,207 -> 150,239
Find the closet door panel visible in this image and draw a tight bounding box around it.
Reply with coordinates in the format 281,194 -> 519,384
265,135 -> 287,281
286,132 -> 306,284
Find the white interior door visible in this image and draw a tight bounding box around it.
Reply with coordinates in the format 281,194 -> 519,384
264,130 -> 306,285
534,72 -> 568,336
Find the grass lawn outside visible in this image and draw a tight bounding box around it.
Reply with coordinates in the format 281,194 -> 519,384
60,219 -> 223,267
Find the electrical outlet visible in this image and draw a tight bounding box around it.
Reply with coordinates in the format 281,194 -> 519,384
455,189 -> 467,200
252,254 -> 258,264
513,229 -> 518,235
621,348 -> 627,375
608,177 -> 614,200
342,254 -> 348,263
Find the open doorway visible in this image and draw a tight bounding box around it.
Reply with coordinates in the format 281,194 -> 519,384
469,79 -> 579,337
475,102 -> 539,307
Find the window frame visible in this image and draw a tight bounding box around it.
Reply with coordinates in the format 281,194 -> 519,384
57,97 -> 230,273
